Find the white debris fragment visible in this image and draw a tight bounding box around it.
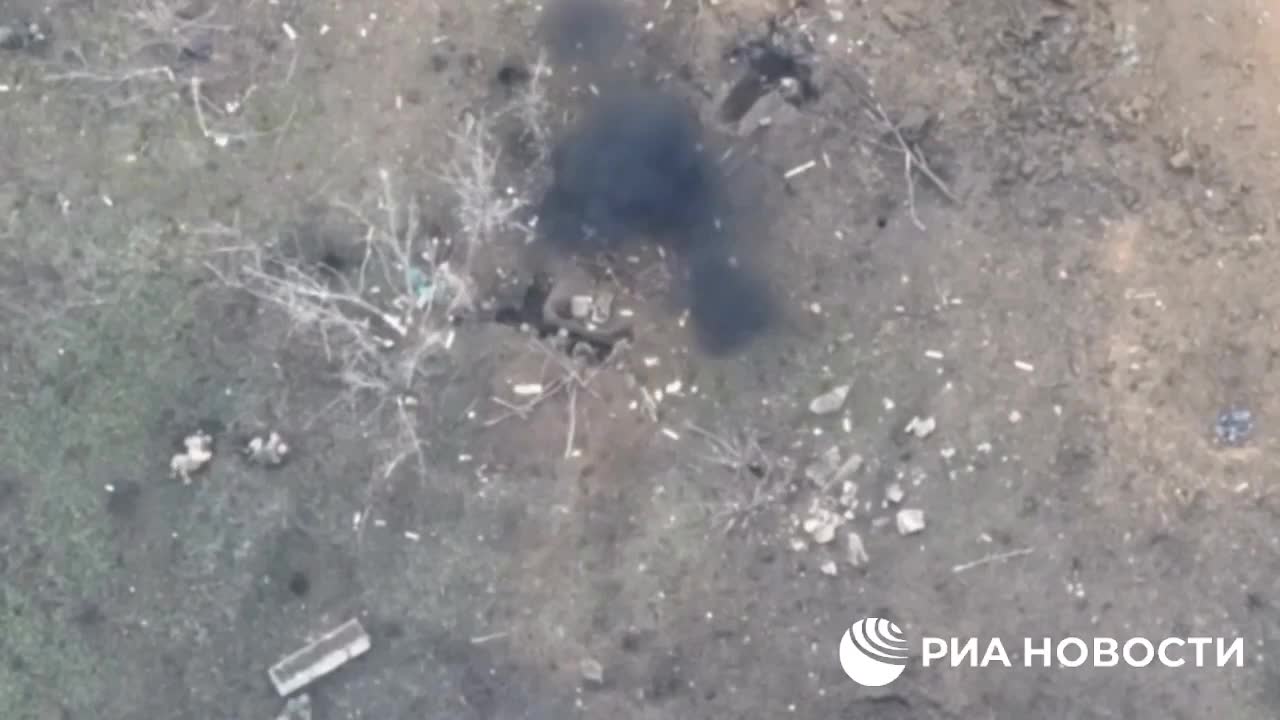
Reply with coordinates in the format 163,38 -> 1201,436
846,532 -> 869,566
819,560 -> 839,576
281,22 -> 298,41
904,416 -> 937,439
512,383 -> 544,396
789,537 -> 809,552
404,531 -> 421,541
569,295 -> 594,320
580,658 -> 605,685
895,508 -> 926,536
924,349 -> 944,360
882,397 -> 896,411
170,431 -> 213,485
809,385 -> 851,415
245,431 -> 289,467
268,619 -> 371,697
784,160 -> 817,179
643,356 -> 661,368
661,427 -> 681,441
1009,410 -> 1023,424
832,453 -> 863,484
837,481 -> 859,509
665,380 -> 683,395
276,693 -> 311,720
885,483 -> 905,504
1014,360 -> 1035,372
803,507 -> 845,544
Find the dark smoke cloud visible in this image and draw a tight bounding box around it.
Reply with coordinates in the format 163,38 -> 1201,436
537,87 -> 774,354
538,0 -> 626,65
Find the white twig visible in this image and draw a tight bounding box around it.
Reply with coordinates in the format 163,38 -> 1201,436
951,547 -> 1035,574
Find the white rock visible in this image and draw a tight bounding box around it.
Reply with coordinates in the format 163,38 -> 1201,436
896,508 -> 926,535
819,560 -> 839,576
809,385 -> 851,415
580,658 -> 604,684
802,508 -> 845,544
838,480 -> 859,509
885,483 -> 905,504
846,532 -> 870,566
905,416 -> 936,438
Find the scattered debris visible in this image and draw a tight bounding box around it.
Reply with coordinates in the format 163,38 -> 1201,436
804,446 -> 843,486
809,384 -> 851,415
846,531 -> 870,566
275,694 -> 312,720
1214,407 -> 1254,447
1014,360 -> 1035,373
580,658 -> 605,685
885,483 -> 905,504
904,415 -> 936,439
170,431 -> 213,485
1008,410 -> 1022,424
819,560 -> 839,576
895,508 -> 926,536
268,618 -> 371,697
803,506 -> 845,544
245,431 -> 289,468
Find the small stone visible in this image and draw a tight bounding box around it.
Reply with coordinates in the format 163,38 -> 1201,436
885,483 -> 905,504
276,694 -> 312,720
819,560 -> 839,576
580,658 -> 605,685
809,385 -> 851,415
803,508 -> 844,544
846,532 -> 869,566
905,416 -> 936,438
1168,149 -> 1193,171
569,295 -> 594,320
896,508 -> 926,535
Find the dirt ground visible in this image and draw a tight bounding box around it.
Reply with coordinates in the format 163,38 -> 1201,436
3,0 -> 1280,717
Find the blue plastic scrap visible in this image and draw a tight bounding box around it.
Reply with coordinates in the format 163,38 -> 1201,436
1214,407 -> 1254,447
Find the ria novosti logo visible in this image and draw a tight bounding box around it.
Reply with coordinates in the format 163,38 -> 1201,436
838,617 -> 1247,687
838,618 -> 911,687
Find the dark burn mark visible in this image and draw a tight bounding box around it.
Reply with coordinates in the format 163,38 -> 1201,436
720,23 -> 822,123
539,0 -> 626,65
537,88 -> 773,354
288,571 -> 310,598
496,62 -> 531,88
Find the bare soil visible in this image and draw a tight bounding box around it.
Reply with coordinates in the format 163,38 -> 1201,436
2,0 -> 1280,718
